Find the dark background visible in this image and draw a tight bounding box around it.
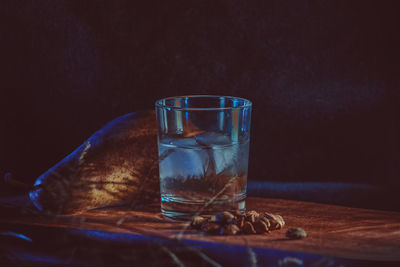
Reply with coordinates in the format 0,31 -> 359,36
1,0 -> 399,187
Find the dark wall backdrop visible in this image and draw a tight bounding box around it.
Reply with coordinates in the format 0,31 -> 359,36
1,0 -> 399,186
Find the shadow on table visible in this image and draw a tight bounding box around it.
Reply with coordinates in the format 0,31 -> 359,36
247,181 -> 400,212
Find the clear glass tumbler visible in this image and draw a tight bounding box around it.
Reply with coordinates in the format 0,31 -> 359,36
155,95 -> 252,220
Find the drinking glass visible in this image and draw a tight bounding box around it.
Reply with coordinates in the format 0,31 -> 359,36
155,95 -> 252,220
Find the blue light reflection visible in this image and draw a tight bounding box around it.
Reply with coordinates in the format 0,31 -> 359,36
0,231 -> 32,242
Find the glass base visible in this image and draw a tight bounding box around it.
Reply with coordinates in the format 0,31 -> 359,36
161,195 -> 246,221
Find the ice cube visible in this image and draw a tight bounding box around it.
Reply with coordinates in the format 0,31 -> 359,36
194,132 -> 230,146
166,136 -> 199,147
159,137 -> 209,180
213,144 -> 238,174
194,133 -> 238,175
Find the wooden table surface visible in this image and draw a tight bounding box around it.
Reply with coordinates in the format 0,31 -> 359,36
2,197 -> 400,262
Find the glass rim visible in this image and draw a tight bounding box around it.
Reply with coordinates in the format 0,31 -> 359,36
155,95 -> 252,111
